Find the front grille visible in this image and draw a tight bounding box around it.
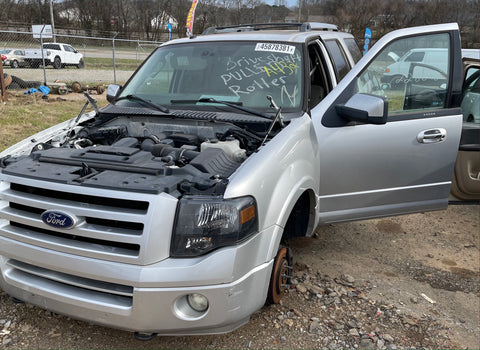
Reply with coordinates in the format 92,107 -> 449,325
10,222 -> 140,256
10,183 -> 149,211
7,259 -> 133,308
0,181 -> 151,263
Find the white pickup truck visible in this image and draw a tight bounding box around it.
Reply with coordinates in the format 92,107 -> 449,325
24,42 -> 84,69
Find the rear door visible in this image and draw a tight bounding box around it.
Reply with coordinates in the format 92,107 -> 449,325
311,23 -> 463,223
450,58 -> 480,201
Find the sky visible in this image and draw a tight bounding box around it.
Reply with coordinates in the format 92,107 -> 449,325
264,0 -> 298,7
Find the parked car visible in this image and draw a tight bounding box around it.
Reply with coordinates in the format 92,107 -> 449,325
23,43 -> 84,69
0,22 -> 467,337
0,49 -> 26,68
381,48 -> 448,88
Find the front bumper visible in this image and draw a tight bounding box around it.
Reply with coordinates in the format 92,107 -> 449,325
0,228 -> 276,335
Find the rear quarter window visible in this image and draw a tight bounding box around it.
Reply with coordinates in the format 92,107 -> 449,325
344,38 -> 362,63
325,40 -> 350,81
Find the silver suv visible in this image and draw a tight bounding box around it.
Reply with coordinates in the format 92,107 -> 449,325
0,22 -> 464,337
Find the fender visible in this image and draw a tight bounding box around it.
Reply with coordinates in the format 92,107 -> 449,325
225,114 -> 320,261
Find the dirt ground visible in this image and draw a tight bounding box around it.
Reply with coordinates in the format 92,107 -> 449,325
0,204 -> 478,349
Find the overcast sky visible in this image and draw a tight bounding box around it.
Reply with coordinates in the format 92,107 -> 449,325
264,0 -> 298,7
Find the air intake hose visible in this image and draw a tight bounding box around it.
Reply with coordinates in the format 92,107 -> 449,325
151,144 -> 199,162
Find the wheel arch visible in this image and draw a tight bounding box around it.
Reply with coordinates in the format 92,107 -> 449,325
281,189 -> 316,240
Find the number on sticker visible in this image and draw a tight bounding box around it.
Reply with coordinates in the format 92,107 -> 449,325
255,43 -> 296,54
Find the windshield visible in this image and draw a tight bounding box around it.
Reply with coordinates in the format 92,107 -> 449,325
119,41 -> 304,112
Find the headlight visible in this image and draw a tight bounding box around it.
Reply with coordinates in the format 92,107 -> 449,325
171,196 -> 258,257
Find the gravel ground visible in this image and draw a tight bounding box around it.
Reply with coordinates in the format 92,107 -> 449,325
0,204 -> 478,349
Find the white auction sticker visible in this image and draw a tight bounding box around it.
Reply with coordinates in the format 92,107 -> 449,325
255,43 -> 295,54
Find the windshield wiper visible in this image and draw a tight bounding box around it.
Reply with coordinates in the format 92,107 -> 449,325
115,94 -> 169,113
171,97 -> 274,121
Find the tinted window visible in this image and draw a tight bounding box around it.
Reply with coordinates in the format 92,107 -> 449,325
344,38 -> 362,63
325,40 -> 350,81
43,44 -> 60,50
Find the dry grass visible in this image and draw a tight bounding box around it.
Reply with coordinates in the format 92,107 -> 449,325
0,90 -> 108,151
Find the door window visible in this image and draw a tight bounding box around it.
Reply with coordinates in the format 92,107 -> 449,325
356,33 -> 450,117
308,42 -> 330,109
461,66 -> 479,123
64,45 -> 75,53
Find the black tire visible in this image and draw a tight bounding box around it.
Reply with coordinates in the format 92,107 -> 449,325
11,60 -> 19,69
29,60 -> 39,68
77,58 -> 84,69
389,75 -> 405,90
7,75 -> 40,89
53,56 -> 62,69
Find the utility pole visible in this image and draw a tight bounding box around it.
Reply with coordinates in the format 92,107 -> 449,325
49,0 -> 56,42
298,0 -> 301,22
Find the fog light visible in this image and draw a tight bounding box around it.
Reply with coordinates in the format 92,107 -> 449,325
187,293 -> 209,312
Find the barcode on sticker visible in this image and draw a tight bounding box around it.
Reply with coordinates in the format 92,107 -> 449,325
255,43 -> 295,54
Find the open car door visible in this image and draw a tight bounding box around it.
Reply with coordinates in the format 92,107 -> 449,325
310,23 -> 463,224
450,57 -> 480,201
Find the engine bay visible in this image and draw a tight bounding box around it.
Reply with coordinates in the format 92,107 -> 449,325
0,112 -> 274,197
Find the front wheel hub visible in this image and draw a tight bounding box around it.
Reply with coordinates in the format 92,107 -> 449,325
267,246 -> 293,304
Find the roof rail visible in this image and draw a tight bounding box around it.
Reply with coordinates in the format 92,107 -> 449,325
202,22 -> 338,35
300,22 -> 338,32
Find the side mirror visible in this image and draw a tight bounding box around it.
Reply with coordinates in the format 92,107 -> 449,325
336,93 -> 388,125
106,84 -> 122,103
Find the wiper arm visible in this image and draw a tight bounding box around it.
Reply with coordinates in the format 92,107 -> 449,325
171,98 -> 243,106
171,97 -> 274,121
115,94 -> 169,113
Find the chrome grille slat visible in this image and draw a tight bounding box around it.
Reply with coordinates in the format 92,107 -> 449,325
3,223 -> 140,257
8,259 -> 133,297
2,188 -> 148,219
1,206 -> 144,238
6,261 -> 132,309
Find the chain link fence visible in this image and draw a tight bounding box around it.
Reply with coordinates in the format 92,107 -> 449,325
1,29 -> 162,94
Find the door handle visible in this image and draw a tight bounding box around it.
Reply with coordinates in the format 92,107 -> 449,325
417,128 -> 446,144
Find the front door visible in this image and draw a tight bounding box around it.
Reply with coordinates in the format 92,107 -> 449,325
312,23 -> 463,224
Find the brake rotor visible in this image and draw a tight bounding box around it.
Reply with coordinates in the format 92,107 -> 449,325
267,246 -> 292,304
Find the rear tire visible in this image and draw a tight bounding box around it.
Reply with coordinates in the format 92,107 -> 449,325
11,60 -> 19,69
53,56 -> 62,69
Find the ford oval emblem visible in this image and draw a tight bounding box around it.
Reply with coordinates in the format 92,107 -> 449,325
41,210 -> 77,229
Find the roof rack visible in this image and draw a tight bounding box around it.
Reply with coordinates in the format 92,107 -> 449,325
202,22 -> 338,35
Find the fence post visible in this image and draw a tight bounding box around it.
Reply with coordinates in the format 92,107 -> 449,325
136,39 -> 139,65
112,32 -> 118,84
40,31 -> 47,86
0,62 -> 7,103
